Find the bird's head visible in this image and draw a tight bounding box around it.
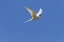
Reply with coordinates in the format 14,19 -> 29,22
37,14 -> 41,18
38,14 -> 42,17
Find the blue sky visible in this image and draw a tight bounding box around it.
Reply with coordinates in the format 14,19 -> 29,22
0,0 -> 64,42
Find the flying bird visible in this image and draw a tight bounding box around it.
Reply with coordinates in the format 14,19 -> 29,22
24,6 -> 42,23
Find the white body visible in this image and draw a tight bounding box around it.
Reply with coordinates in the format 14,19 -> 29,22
24,6 -> 42,23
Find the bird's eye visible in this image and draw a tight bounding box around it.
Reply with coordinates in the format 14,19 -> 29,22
40,15 -> 41,16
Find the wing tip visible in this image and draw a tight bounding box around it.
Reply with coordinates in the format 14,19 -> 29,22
40,8 -> 42,10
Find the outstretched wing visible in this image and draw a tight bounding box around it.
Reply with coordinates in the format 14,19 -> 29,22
37,8 -> 42,15
24,6 -> 37,18
24,19 -> 33,23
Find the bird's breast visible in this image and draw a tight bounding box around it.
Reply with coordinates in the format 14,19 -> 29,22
32,17 -> 39,20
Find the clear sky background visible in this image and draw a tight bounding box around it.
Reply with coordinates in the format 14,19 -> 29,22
0,0 -> 64,42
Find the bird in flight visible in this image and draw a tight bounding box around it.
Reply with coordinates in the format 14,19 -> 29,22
24,6 -> 42,23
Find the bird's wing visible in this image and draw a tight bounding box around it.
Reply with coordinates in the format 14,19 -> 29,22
37,8 -> 42,15
24,19 -> 32,23
24,6 -> 37,18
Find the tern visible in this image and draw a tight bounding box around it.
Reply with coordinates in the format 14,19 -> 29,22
24,6 -> 42,23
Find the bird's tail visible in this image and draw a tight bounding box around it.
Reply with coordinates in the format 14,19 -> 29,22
24,19 -> 33,23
